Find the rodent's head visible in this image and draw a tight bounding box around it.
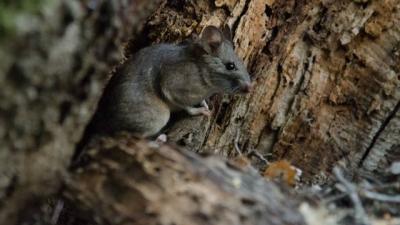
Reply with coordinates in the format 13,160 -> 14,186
191,25 -> 252,94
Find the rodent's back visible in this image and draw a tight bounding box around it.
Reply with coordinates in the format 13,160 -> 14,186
131,44 -> 186,76
118,44 -> 187,94
90,44 -> 187,134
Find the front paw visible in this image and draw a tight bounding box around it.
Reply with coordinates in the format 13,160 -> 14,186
156,134 -> 168,143
201,100 -> 209,110
185,106 -> 211,117
199,107 -> 211,117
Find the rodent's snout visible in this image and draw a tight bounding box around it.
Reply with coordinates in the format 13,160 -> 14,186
239,81 -> 253,93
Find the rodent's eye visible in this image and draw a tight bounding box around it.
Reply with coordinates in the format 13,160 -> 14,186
225,62 -> 236,71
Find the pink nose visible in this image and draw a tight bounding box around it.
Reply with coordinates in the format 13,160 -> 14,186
241,82 -> 253,93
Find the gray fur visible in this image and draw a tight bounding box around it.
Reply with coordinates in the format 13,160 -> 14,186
91,25 -> 251,137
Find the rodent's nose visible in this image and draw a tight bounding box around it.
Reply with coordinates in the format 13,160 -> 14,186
240,82 -> 253,93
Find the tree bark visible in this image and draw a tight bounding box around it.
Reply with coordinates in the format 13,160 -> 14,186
151,0 -> 400,181
66,134 -> 305,225
1,0 -> 399,224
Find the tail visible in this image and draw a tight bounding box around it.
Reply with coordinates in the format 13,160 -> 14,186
69,117 -> 98,170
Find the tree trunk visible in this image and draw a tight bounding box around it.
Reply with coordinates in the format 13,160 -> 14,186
0,0 -> 399,224
157,0 -> 400,181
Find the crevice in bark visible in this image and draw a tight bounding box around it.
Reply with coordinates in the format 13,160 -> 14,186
358,100 -> 400,167
198,97 -> 224,152
265,4 -> 272,17
273,46 -> 313,160
231,0 -> 251,35
262,26 -> 279,57
281,46 -> 311,123
256,126 -> 279,158
268,65 -> 282,113
285,54 -> 309,117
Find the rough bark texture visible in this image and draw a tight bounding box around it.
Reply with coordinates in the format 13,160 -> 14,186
150,0 -> 400,182
1,0 -> 399,224
67,134 -> 305,225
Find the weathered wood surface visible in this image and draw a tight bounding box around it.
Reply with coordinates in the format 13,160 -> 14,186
147,0 -> 400,182
1,0 -> 399,224
67,135 -> 306,225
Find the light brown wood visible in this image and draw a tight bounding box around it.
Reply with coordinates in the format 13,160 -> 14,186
67,134 -> 305,225
158,0 -> 400,182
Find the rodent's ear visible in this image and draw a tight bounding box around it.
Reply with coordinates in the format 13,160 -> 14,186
188,42 -> 209,56
200,26 -> 223,53
222,24 -> 233,43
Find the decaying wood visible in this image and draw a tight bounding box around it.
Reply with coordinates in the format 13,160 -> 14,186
1,0 -> 399,224
66,134 -> 305,225
144,0 -> 400,182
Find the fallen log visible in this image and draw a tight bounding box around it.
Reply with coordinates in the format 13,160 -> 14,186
66,134 -> 305,225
